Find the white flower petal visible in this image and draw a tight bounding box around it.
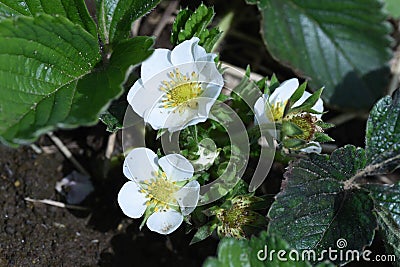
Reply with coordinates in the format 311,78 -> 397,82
293,91 -> 324,119
269,78 -> 299,105
143,106 -> 173,130
118,181 -> 147,218
158,154 -> 194,181
146,209 -> 183,235
141,49 -> 172,83
127,78 -> 164,118
175,180 -> 200,215
300,142 -> 322,154
123,161 -> 133,180
171,37 -> 206,66
254,95 -> 272,125
124,148 -> 159,183
155,102 -> 209,133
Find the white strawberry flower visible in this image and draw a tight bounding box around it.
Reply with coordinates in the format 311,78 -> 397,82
254,78 -> 324,153
118,148 -> 200,235
127,37 -> 224,132
254,78 -> 324,124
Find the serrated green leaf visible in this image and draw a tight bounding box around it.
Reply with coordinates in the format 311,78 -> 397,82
268,145 -> 377,265
172,4 -> 219,49
255,0 -> 392,109
0,16 -> 153,146
171,8 -> 192,45
0,14 -> 99,145
365,89 -> 400,175
109,36 -> 154,71
199,27 -> 222,52
181,4 -> 214,41
65,36 -> 154,125
367,183 -> 400,263
367,182 -> 400,226
375,206 -> 400,265
0,0 -> 97,36
98,0 -> 160,44
203,231 -> 333,267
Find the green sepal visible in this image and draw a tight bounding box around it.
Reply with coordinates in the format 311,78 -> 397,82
190,222 -> 218,245
282,138 -> 306,149
314,132 -> 335,143
281,121 -> 304,137
289,87 -> 323,115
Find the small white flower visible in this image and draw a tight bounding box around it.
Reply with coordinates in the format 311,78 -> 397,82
254,78 -> 324,124
254,78 -> 324,153
127,37 -> 224,132
118,148 -> 200,235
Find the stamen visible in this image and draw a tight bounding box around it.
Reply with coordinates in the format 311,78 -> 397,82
140,171 -> 179,211
160,67 -> 203,111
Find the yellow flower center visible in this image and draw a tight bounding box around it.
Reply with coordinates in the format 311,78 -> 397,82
160,68 -> 203,112
267,100 -> 287,122
140,170 -> 179,211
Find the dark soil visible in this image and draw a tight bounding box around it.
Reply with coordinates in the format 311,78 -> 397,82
0,135 -> 218,266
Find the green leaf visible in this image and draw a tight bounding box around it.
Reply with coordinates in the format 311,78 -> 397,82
365,89 -> 400,175
63,36 -> 154,125
0,14 -> 99,145
367,182 -> 400,226
384,0 -> 400,18
0,15 -> 153,146
190,223 -> 217,245
99,98 -> 127,132
268,145 -> 377,265
375,206 -> 400,264
98,0 -> 160,44
254,0 -> 392,109
203,231 -> 334,267
198,27 -> 222,53
171,7 -> 193,45
0,0 -> 97,36
99,36 -> 155,133
171,4 -> 219,51
367,182 -> 400,262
